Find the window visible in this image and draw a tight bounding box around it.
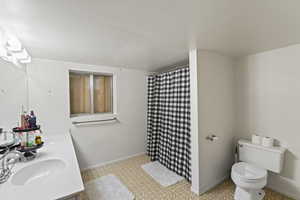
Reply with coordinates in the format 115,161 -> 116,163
69,71 -> 113,116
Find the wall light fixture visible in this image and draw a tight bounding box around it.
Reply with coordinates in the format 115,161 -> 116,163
0,27 -> 31,67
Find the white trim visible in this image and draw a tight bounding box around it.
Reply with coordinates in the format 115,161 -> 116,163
266,175 -> 300,200
112,72 -> 117,115
81,152 -> 146,172
189,49 -> 200,195
267,185 -> 299,200
198,174 -> 230,195
89,74 -> 94,114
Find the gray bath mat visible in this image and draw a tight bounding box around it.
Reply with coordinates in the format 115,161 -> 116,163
84,174 -> 134,200
141,161 -> 184,187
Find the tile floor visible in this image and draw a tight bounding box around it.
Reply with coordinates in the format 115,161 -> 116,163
79,154 -> 294,200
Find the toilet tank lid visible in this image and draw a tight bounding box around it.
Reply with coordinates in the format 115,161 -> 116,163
238,139 -> 286,154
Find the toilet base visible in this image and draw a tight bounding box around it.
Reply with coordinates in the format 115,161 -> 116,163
234,187 -> 265,200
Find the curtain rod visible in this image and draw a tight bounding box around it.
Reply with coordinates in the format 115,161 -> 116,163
152,64 -> 189,75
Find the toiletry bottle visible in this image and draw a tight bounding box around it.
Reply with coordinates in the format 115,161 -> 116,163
35,130 -> 41,145
27,131 -> 35,147
26,132 -> 29,147
21,112 -> 26,129
32,131 -> 37,145
20,132 -> 26,148
31,131 -> 36,146
29,111 -> 37,128
24,112 -> 30,129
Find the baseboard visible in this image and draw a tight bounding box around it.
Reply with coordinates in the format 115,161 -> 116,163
191,185 -> 200,195
81,152 -> 146,172
198,173 -> 230,195
267,174 -> 300,200
267,185 -> 299,200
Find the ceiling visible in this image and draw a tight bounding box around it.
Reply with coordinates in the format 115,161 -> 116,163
1,0 -> 300,71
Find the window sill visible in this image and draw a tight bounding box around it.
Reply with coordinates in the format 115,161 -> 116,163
70,113 -> 118,126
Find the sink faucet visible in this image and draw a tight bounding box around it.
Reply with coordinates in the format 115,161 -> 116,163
0,149 -> 25,184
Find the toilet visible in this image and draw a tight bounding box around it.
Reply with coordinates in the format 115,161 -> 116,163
231,139 -> 286,200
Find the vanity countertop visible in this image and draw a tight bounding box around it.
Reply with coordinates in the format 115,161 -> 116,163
0,132 -> 84,200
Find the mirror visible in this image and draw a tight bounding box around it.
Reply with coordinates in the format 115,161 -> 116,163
0,59 -> 27,130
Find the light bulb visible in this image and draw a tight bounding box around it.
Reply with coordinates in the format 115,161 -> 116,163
11,56 -> 19,66
14,48 -> 29,60
2,54 -> 13,62
6,35 -> 22,51
0,46 -> 7,57
0,26 -> 31,66
0,27 -> 5,46
19,56 -> 31,64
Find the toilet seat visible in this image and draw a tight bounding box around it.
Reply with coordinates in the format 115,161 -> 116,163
232,162 -> 267,182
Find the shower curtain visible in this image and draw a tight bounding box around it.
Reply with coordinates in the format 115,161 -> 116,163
147,67 -> 191,181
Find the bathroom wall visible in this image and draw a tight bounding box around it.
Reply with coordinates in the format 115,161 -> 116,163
235,44 -> 300,199
0,60 -> 27,129
197,51 -> 236,193
26,58 -> 148,169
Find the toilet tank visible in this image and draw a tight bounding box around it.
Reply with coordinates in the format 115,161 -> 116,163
238,139 -> 286,173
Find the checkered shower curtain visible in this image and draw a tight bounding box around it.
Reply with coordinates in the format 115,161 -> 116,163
147,67 -> 191,181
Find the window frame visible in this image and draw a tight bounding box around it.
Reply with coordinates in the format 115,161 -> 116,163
68,69 -> 117,122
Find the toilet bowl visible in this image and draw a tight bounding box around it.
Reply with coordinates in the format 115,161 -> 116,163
231,162 -> 267,200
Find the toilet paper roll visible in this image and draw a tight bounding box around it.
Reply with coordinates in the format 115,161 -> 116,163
252,134 -> 261,145
262,137 -> 274,147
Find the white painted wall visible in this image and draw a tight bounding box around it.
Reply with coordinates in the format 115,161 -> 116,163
0,60 -> 27,129
25,58 -> 148,169
197,51 -> 236,194
189,49 -> 200,194
236,44 -> 300,199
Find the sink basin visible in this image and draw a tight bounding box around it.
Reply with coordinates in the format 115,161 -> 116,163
11,159 -> 66,186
